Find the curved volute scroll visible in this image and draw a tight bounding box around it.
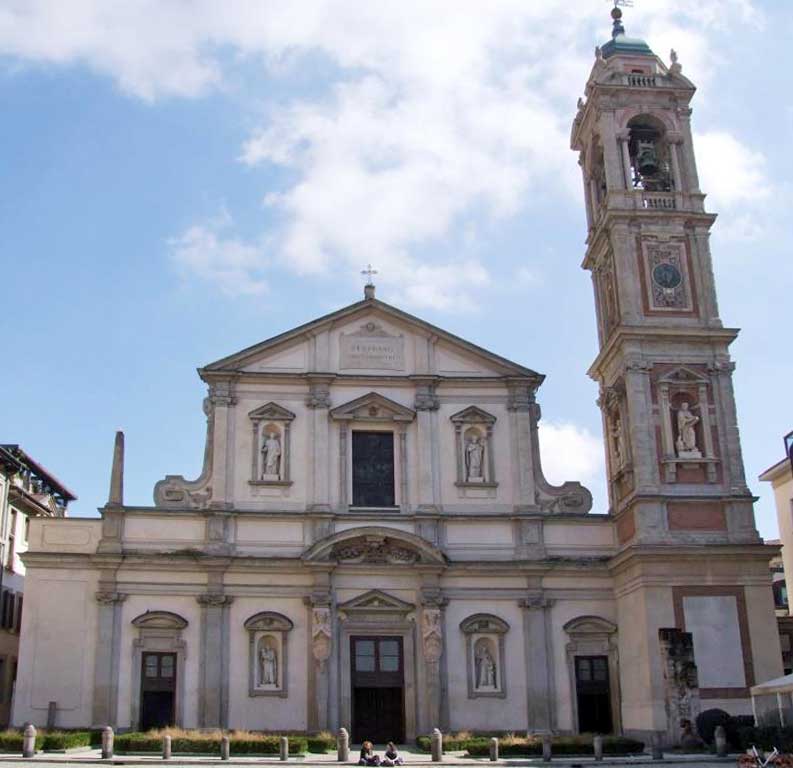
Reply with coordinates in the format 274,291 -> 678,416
302,526 -> 447,566
153,393 -> 217,509
243,612 -> 294,633
131,610 -> 189,630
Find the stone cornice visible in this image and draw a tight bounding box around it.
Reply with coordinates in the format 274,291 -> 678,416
608,542 -> 778,574
587,325 -> 740,380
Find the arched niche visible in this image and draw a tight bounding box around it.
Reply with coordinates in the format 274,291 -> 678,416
460,613 -> 509,699
244,612 -> 294,697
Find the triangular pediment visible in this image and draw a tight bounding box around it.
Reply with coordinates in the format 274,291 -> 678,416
200,296 -> 543,383
248,402 -> 296,422
450,405 -> 497,425
330,392 -> 415,423
338,589 -> 415,614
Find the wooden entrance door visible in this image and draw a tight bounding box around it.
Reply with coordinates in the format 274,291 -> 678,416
575,655 -> 613,734
140,652 -> 176,730
351,637 -> 404,743
352,432 -> 395,507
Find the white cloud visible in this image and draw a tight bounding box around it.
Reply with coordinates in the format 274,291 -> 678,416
538,421 -> 605,488
169,212 -> 268,296
695,131 -> 772,209
0,0 -> 765,303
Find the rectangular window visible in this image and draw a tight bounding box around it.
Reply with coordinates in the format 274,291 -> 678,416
14,597 -> 22,633
0,658 -> 5,703
379,640 -> 400,672
0,590 -> 8,629
354,639 -> 376,672
144,655 -> 159,678
352,431 -> 395,507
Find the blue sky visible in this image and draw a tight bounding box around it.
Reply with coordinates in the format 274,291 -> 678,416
1,1 -> 790,538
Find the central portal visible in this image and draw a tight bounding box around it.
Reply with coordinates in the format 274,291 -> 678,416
351,636 -> 405,743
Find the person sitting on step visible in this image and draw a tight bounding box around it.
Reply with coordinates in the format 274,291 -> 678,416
359,741 -> 380,766
381,742 -> 403,766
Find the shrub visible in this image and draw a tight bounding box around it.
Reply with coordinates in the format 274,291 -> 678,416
0,729 -> 92,753
696,708 -> 731,745
114,730 -> 307,755
465,734 -> 644,757
307,731 -> 336,753
40,731 -> 91,750
417,733 -> 643,757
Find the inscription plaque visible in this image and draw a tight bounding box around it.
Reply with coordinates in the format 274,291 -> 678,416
340,323 -> 405,370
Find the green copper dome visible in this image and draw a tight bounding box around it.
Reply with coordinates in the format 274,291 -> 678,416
601,8 -> 654,59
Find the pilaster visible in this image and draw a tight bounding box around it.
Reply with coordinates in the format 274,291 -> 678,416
520,596 -> 554,733
92,588 -> 126,728
196,592 -> 234,728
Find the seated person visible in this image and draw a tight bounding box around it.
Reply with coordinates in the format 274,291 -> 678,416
382,742 -> 403,766
358,741 -> 380,766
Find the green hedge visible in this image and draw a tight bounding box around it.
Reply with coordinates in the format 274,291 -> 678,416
115,732 -> 309,755
0,730 -> 93,753
307,732 -> 336,753
416,733 -> 644,757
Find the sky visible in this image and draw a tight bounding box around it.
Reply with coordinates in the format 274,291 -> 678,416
0,1 -> 790,538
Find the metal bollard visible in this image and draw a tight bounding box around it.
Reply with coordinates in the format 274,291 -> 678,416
651,733 -> 663,760
220,735 -> 230,761
101,726 -> 114,759
542,734 -> 552,762
337,728 -> 349,763
593,734 -> 603,762
431,729 -> 443,762
280,736 -> 289,761
22,724 -> 36,759
714,726 -> 727,758
163,734 -> 172,760
489,737 -> 498,761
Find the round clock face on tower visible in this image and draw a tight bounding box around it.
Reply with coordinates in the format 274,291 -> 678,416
651,262 -> 682,290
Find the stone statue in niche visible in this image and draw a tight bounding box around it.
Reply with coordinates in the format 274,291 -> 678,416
475,639 -> 497,689
465,432 -> 485,482
261,429 -> 282,480
675,402 -> 701,459
257,636 -> 278,687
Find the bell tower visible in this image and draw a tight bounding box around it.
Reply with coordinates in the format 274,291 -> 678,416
571,5 -> 757,544
571,7 -> 780,742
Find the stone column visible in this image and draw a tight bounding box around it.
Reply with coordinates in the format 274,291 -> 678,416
398,426 -> 409,513
208,381 -> 236,506
617,131 -> 633,191
668,137 -> 684,204
507,382 -> 534,510
197,594 -> 234,728
421,603 -> 444,731
309,602 -> 333,730
338,421 -> 350,511
306,376 -> 333,512
520,596 -> 554,733
92,590 -> 126,727
414,380 -> 440,512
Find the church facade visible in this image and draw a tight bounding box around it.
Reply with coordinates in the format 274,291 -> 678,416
13,11 -> 782,744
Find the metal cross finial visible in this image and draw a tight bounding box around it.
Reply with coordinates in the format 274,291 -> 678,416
361,264 -> 378,285
613,0 -> 634,7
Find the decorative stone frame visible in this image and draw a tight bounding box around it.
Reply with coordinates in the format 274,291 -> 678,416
336,590 -> 418,743
248,402 -> 295,487
244,611 -> 294,698
329,392 -> 416,513
460,613 -> 509,699
450,406 -> 497,488
563,616 -> 621,735
130,611 -> 188,730
656,367 -> 718,483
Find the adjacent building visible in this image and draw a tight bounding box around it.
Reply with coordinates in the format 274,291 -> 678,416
0,445 -> 75,726
760,442 -> 793,675
11,9 -> 783,744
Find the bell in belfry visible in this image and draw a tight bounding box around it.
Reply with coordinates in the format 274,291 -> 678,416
635,138 -> 660,177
